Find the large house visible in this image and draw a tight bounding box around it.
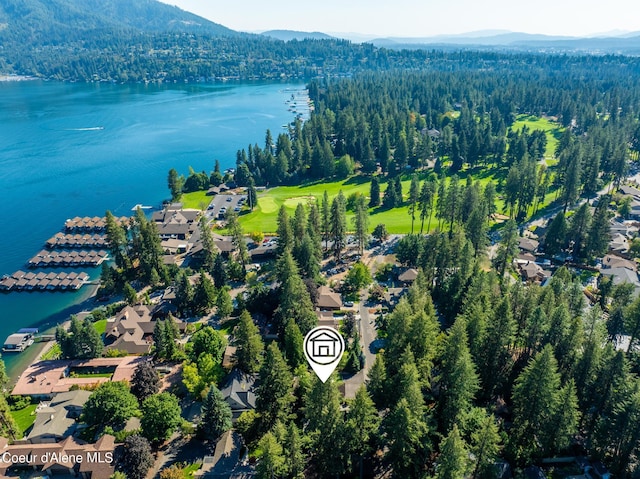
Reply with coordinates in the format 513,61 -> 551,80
27,390 -> 91,444
153,205 -> 200,241
104,304 -> 185,355
316,286 -> 343,310
0,434 -> 116,479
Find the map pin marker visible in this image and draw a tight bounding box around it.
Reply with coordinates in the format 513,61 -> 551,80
304,326 -> 345,383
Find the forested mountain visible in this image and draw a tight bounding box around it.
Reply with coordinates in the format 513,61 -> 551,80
261,30 -> 334,41
0,0 -> 239,39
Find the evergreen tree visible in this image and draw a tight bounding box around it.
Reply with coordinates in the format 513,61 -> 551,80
408,174 -> 420,233
212,253 -> 227,289
256,432 -> 286,479
586,196 -> 611,258
439,317 -> 480,432
105,210 -> 130,270
198,216 -> 217,271
436,425 -> 470,479
470,411 -> 502,479
544,212 -> 568,256
418,178 -> 436,233
256,343 -> 294,431
283,422 -> 305,479
283,318 -> 305,369
276,205 -> 293,255
193,272 -> 216,315
367,353 -> 388,408
509,345 -> 575,462
330,191 -> 347,261
369,176 -> 381,207
479,296 -> 516,397
233,310 -> 264,374
274,250 -> 317,334
353,195 -> 369,255
383,397 -> 429,478
200,385 -> 232,441
345,386 -> 380,478
321,190 -> 331,250
493,219 -> 518,280
216,286 -> 233,320
305,376 -> 348,477
167,168 -> 184,201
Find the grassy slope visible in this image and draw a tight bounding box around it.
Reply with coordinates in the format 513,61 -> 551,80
180,190 -> 211,210
93,319 -> 107,336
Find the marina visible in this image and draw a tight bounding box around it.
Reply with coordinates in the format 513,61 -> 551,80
0,271 -> 90,292
28,249 -> 108,268
46,233 -> 109,249
64,216 -> 129,232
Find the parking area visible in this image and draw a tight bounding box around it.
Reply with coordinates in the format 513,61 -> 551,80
205,193 -> 248,220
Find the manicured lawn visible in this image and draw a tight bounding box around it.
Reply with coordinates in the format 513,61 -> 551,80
71,372 -> 113,378
10,404 -> 37,438
512,114 -> 564,164
181,190 -> 211,210
183,463 -> 201,479
93,319 -> 107,335
40,343 -> 61,360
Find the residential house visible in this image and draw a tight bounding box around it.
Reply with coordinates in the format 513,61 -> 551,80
609,233 -> 630,255
316,285 -> 343,310
12,357 -> 145,399
221,369 -> 256,420
517,261 -> 552,284
195,430 -> 254,478
602,253 -> 637,271
316,311 -> 339,330
619,185 -> 640,200
104,304 -> 184,355
518,237 -> 540,254
398,268 -> 419,284
0,434 -> 116,479
27,390 -> 91,444
601,267 -> 640,287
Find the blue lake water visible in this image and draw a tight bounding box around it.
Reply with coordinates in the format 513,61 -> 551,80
0,80 -> 304,376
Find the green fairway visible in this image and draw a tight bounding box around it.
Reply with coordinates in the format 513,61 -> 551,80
240,176 -> 447,234
10,404 -> 37,437
512,114 -> 564,164
180,190 -> 211,210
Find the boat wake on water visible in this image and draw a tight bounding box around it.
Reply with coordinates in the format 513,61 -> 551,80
64,126 -> 105,131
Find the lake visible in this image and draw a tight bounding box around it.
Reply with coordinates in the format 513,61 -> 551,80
0,80 -> 304,376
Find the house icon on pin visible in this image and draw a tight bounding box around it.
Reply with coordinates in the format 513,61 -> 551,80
310,331 -> 339,358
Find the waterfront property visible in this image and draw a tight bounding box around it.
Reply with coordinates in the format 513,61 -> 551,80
28,249 -> 108,268
104,304 -> 185,355
64,215 -> 129,232
2,331 -> 35,352
46,233 -> 109,249
0,271 -> 89,292
12,356 -> 145,398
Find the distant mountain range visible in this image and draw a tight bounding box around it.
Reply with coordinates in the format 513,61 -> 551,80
261,30 -> 334,41
345,30 -> 640,53
0,0 -> 240,42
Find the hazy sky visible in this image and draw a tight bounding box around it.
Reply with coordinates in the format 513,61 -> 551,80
159,0 -> 640,38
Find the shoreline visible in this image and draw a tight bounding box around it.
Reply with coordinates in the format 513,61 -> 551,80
5,283 -> 101,385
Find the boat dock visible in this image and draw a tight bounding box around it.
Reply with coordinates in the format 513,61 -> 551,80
46,233 -> 108,249
0,271 -> 90,292
28,250 -> 108,268
65,216 -> 129,232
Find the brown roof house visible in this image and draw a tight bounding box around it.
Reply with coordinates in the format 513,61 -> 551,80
398,268 -> 419,284
0,434 -> 116,479
104,304 -> 184,355
26,390 -> 92,444
316,286 -> 343,310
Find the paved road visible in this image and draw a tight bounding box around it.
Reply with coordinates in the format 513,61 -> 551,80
342,290 -> 378,399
